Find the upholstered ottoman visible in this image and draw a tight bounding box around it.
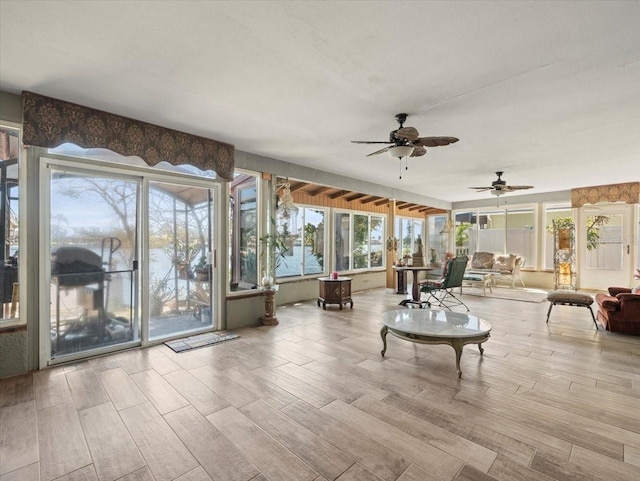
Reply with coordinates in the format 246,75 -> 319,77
461,273 -> 493,296
546,291 -> 597,328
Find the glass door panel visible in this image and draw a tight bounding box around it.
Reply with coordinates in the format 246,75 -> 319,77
49,170 -> 139,359
148,181 -> 214,340
579,204 -> 633,290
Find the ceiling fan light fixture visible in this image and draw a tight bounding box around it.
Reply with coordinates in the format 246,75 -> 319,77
387,145 -> 414,159
491,189 -> 505,197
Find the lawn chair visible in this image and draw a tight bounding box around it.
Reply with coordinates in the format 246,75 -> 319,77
417,255 -> 469,311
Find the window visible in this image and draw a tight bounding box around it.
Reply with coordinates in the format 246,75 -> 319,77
506,207 -> 535,268
0,125 -> 20,323
455,211 -> 477,256
455,205 -> 536,267
229,172 -> 259,291
369,215 -> 384,267
585,212 -> 623,270
395,217 -> 424,260
334,211 -> 385,271
477,209 -> 506,254
427,215 -> 447,263
276,206 -> 326,278
544,203 -> 573,270
334,212 -> 351,271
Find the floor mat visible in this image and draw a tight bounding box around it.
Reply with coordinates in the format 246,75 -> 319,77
164,331 -> 239,353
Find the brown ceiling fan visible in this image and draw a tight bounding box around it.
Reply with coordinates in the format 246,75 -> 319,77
351,113 -> 459,158
470,171 -> 534,196
351,113 -> 459,178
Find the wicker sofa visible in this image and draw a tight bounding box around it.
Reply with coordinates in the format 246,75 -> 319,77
466,251 -> 526,288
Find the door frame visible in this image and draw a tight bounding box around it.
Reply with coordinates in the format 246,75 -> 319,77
38,154 -> 223,368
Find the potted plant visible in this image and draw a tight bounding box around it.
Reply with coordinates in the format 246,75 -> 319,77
194,256 -> 209,282
259,230 -> 289,288
546,216 -> 610,251
170,238 -> 199,279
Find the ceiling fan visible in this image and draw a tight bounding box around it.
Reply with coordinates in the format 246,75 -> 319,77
470,171 -> 534,196
351,113 -> 459,178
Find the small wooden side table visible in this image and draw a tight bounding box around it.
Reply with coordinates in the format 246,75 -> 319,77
317,277 -> 353,310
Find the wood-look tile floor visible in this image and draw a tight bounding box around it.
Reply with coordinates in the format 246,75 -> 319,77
1,287 -> 640,481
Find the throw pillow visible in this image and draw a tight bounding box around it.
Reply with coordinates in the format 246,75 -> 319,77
632,285 -> 640,295
493,254 -> 517,271
471,252 -> 494,269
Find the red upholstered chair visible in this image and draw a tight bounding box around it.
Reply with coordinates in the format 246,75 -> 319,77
595,286 -> 640,335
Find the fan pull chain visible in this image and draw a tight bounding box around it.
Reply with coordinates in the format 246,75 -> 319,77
399,159 -> 402,179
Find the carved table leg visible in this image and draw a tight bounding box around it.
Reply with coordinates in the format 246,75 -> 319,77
478,343 -> 484,355
452,339 -> 464,379
380,325 -> 388,357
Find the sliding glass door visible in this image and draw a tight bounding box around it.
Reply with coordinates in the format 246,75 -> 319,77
48,168 -> 140,360
41,155 -> 219,365
148,181 -> 214,339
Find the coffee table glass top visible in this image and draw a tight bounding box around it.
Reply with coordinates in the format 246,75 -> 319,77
382,309 -> 491,338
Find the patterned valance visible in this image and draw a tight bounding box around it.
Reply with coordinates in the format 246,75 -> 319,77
22,91 -> 234,180
571,182 -> 639,208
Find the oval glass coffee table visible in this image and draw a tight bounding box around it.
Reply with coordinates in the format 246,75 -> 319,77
381,309 -> 491,378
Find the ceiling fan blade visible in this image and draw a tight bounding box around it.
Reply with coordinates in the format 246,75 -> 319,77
410,146 -> 426,157
351,140 -> 393,144
505,185 -> 534,191
414,136 -> 459,147
470,187 -> 493,192
366,146 -> 391,157
394,127 -> 419,142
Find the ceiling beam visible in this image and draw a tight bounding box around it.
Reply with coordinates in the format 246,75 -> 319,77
345,193 -> 366,202
409,205 -> 425,212
397,203 -> 418,210
360,196 -> 380,205
374,198 -> 390,206
330,190 -> 349,199
289,181 -> 309,193
310,186 -> 330,197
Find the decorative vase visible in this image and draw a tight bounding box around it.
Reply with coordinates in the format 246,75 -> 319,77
261,271 -> 274,288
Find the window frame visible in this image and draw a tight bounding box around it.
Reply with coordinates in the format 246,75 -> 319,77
227,169 -> 261,295
275,203 -> 328,279
395,216 -> 425,260
453,203 -> 538,269
0,121 -> 24,328
426,214 -> 447,263
543,202 -> 574,271
334,209 -> 386,273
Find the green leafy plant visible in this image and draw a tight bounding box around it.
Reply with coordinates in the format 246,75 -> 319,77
260,218 -> 290,280
304,222 -> 324,267
546,216 -> 610,251
455,222 -> 472,247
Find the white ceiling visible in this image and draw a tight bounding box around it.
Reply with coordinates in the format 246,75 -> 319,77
1,1 -> 639,202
